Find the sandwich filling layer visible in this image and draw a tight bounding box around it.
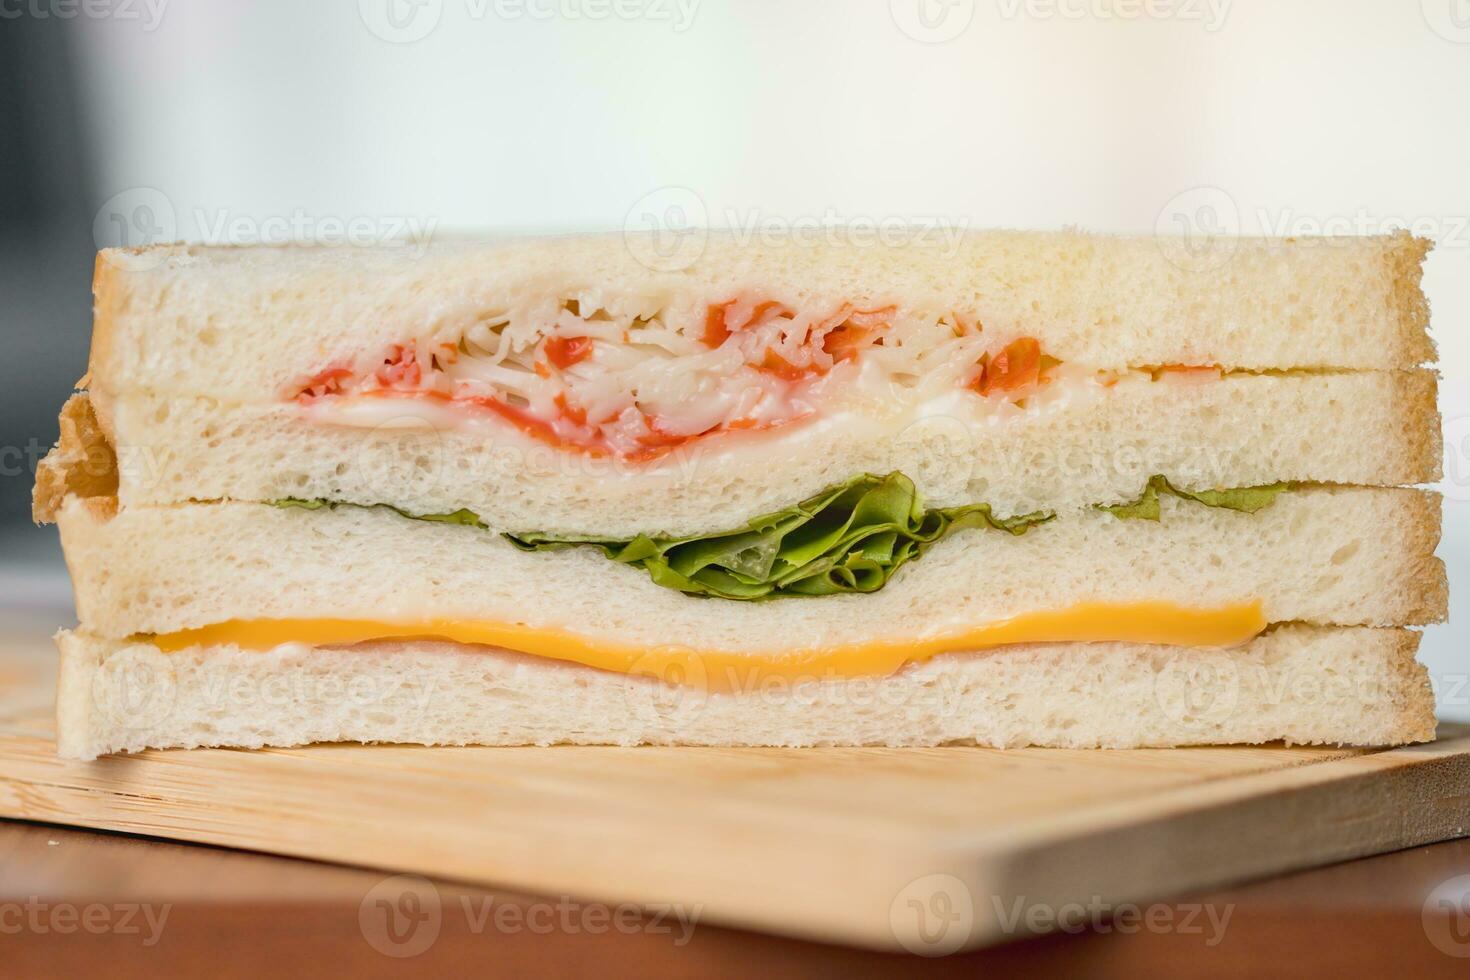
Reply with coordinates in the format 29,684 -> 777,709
278,472 -> 1292,600
142,600 -> 1268,692
291,296 -> 1249,463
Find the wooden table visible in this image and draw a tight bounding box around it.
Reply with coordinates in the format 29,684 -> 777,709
1,819 -> 1468,978
4,611 -> 1469,975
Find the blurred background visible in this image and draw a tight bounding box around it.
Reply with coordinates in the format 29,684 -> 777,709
2,0 -> 1466,712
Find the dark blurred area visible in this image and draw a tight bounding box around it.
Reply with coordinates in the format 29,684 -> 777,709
1,18 -> 96,552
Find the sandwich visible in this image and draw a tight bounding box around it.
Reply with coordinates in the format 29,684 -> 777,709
34,230 -> 1446,759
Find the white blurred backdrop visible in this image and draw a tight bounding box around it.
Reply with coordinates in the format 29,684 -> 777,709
5,0 -> 1466,714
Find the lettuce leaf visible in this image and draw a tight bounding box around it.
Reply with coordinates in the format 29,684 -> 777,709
505,472 -> 1053,600
274,470 -> 1295,601
273,497 -> 487,527
1098,475 -> 1295,521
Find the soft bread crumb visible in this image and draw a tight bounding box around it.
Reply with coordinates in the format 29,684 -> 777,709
56,489 -> 1447,648
86,231 -> 1437,402
88,369 -> 1440,537
54,625 -> 1436,759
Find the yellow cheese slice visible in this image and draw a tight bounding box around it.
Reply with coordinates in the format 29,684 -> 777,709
144,600 -> 1267,692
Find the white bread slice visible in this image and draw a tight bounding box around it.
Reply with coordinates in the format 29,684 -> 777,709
53,624 -> 1436,759
63,367 -> 1440,536
55,488 -> 1446,648
87,232 -> 1433,401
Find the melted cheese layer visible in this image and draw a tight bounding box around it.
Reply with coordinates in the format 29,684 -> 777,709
144,601 -> 1267,692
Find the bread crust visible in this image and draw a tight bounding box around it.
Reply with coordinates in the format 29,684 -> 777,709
1384,232 -> 1437,366
1394,367 -> 1444,480
32,394 -> 118,523
85,230 -> 1438,397
87,251 -> 122,396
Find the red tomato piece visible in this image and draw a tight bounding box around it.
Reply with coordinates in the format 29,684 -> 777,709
976,337 -> 1042,397
544,336 -> 593,369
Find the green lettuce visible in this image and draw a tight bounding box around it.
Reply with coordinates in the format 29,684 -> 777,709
1098,475 -> 1295,521
273,471 -> 1296,601
505,472 -> 1053,600
273,497 -> 487,527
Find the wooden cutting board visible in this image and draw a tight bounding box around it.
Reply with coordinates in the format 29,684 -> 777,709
1,627 -> 1467,953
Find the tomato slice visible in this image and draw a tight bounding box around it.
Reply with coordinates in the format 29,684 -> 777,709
544,336 -> 593,370
821,324 -> 871,362
305,298 -> 885,460
703,302 -> 735,347
703,299 -> 796,348
976,337 -> 1041,396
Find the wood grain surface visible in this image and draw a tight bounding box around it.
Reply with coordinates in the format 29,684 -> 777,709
6,821 -> 1470,978
1,618 -> 1467,952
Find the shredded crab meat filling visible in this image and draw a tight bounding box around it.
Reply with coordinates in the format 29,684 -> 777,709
293,296 -> 1222,459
